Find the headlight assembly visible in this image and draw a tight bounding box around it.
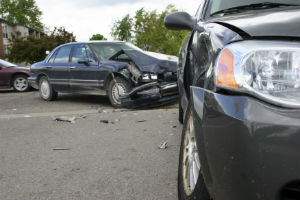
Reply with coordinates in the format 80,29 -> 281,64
215,40 -> 300,108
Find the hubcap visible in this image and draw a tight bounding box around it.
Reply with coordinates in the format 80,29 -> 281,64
112,83 -> 126,104
182,111 -> 201,195
14,77 -> 28,91
40,80 -> 50,99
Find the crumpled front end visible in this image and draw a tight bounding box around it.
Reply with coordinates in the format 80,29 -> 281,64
110,49 -> 179,108
120,82 -> 178,108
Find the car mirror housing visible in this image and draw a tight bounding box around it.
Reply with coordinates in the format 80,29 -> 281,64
164,12 -> 197,31
78,59 -> 90,66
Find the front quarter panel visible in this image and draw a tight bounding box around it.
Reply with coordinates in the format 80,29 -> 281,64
191,87 -> 300,200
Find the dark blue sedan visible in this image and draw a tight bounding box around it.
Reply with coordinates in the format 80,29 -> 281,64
28,41 -> 178,108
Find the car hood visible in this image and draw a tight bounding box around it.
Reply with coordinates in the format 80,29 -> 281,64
122,50 -> 178,74
210,7 -> 300,38
10,66 -> 30,71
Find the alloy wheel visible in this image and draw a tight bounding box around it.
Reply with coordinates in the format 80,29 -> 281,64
14,77 -> 28,91
182,111 -> 201,195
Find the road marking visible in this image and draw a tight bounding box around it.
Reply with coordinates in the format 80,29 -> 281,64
0,110 -> 102,119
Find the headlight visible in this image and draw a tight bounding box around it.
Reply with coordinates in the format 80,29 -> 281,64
142,73 -> 158,81
215,40 -> 300,108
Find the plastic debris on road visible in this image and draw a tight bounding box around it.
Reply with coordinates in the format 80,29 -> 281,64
52,116 -> 77,123
158,141 -> 168,149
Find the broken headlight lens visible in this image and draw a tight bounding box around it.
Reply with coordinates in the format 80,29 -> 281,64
142,73 -> 158,81
215,40 -> 300,108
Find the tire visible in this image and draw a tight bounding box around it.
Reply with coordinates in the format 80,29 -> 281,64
13,75 -> 29,92
178,104 -> 210,200
179,100 -> 184,124
107,76 -> 131,108
39,76 -> 57,101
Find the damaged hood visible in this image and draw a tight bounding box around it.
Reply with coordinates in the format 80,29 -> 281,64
122,49 -> 178,74
211,7 -> 300,38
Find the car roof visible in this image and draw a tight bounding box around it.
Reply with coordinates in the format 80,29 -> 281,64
62,41 -> 128,46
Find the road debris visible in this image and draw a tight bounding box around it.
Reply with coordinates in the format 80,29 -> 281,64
52,116 -> 76,123
158,141 -> 168,149
53,148 -> 71,151
90,105 -> 99,110
23,115 -> 32,118
98,109 -> 107,113
100,120 -> 109,124
77,115 -> 87,119
136,120 -> 147,123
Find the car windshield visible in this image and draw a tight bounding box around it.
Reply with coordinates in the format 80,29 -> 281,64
0,59 -> 17,67
210,0 -> 300,16
90,43 -> 142,61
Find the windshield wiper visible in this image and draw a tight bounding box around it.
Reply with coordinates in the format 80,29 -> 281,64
211,2 -> 298,16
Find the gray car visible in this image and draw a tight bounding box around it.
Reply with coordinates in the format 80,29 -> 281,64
165,0 -> 300,199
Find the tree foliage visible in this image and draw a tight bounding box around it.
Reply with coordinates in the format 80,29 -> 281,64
111,5 -> 188,56
6,27 -> 76,64
89,33 -> 107,41
0,0 -> 43,31
111,14 -> 133,42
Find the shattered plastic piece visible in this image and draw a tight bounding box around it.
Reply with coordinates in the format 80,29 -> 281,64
78,115 -> 87,119
159,141 -> 168,149
136,120 -> 147,123
24,115 -> 32,118
90,105 -> 99,110
100,120 -> 109,124
53,116 -> 76,123
99,109 -> 107,113
172,125 -> 177,128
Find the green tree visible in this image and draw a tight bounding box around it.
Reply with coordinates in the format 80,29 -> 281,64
110,5 -> 188,56
6,27 -> 76,64
111,14 -> 133,42
0,0 -> 43,31
89,33 -> 107,41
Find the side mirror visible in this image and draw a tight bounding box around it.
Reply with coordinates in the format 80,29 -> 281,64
45,50 -> 50,55
78,59 -> 90,66
164,12 -> 197,31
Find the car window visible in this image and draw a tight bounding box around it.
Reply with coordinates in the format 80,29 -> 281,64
91,43 -> 139,61
53,46 -> 72,63
71,45 -> 97,63
209,0 -> 299,15
195,0 -> 206,21
48,51 -> 57,63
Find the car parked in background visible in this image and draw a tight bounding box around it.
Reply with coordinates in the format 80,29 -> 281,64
165,0 -> 300,200
0,59 -> 30,92
28,41 -> 178,108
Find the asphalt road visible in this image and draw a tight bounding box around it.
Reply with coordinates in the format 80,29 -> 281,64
0,90 -> 181,200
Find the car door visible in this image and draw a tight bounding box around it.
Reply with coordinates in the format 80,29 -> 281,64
46,45 -> 72,91
0,65 -> 10,87
69,44 -> 102,93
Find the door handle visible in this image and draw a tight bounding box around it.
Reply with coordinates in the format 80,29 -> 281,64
70,67 -> 76,69
46,66 -> 52,69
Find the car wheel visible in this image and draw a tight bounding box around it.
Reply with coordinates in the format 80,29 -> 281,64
108,76 -> 131,108
178,104 -> 210,200
13,75 -> 29,92
39,76 -> 57,101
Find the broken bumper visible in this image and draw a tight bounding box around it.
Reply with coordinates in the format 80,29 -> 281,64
120,82 -> 178,108
28,77 -> 38,89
